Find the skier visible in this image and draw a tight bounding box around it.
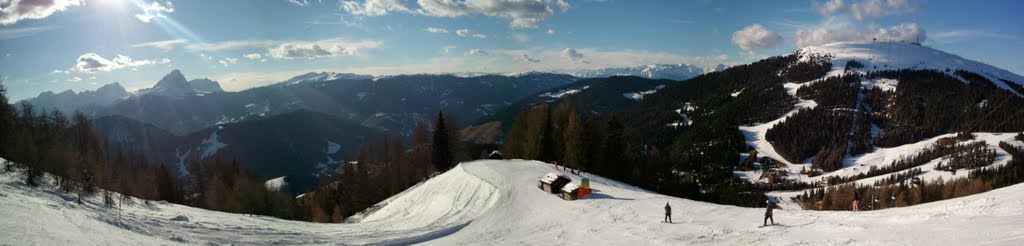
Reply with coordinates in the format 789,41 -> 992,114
852,200 -> 860,211
664,202 -> 673,223
764,199 -> 775,226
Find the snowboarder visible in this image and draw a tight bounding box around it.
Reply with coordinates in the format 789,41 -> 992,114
664,202 -> 672,223
764,199 -> 775,226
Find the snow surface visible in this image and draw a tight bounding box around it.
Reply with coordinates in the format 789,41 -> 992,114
622,85 -> 666,100
199,130 -> 227,159
265,176 -> 288,192
539,85 -> 589,98
4,159 -> 1024,245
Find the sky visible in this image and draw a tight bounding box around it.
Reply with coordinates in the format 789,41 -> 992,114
0,0 -> 1022,101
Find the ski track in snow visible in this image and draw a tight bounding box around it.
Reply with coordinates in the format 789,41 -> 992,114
3,159 -> 1024,245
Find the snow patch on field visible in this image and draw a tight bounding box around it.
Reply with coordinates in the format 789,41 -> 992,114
265,176 -> 287,191
540,85 -> 588,98
622,84 -> 666,100
199,130 -> 227,159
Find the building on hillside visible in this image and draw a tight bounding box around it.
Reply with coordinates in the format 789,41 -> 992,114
488,150 -> 504,160
562,178 -> 592,201
539,173 -> 571,194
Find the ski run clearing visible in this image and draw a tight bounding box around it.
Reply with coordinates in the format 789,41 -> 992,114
1,159 -> 1023,245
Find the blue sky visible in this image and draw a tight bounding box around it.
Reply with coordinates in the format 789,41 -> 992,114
1,0 -> 1022,101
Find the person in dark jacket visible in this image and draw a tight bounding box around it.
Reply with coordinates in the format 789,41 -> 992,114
664,202 -> 672,223
764,199 -> 775,226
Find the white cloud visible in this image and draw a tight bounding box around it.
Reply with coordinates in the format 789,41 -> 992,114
0,26 -> 58,40
287,0 -> 310,6
425,27 -> 449,33
73,53 -> 170,73
561,48 -> 584,62
243,53 -> 263,60
813,0 -> 845,15
796,21 -> 926,47
185,40 -> 277,52
131,39 -> 188,51
517,53 -> 540,63
467,49 -> 490,56
341,0 -> 411,16
546,29 -> 556,35
267,38 -> 382,59
812,0 -> 915,20
417,0 -> 569,29
68,76 -> 82,82
219,58 -> 238,67
731,24 -> 783,51
135,1 -> 175,23
0,0 -> 82,26
456,29 -> 487,39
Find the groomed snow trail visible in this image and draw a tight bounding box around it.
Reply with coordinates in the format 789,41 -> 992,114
2,159 -> 1024,245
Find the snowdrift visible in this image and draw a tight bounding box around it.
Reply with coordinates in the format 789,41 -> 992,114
2,159 -> 1024,245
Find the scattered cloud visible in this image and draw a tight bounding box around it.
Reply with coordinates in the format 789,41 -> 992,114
456,29 -> 487,39
135,1 -> 175,23
185,40 -> 277,52
340,0 -> 411,16
0,26 -> 58,40
267,38 -> 382,59
517,53 -> 540,63
131,39 -> 188,51
287,0 -> 310,6
731,24 -> 783,51
243,53 -> 263,60
0,0 -> 82,26
219,58 -> 238,67
68,76 -> 82,82
795,21 -> 926,47
73,53 -> 170,73
813,0 -> 845,15
812,0 -> 915,20
561,48 -> 584,62
546,29 -> 556,35
416,0 -> 570,29
425,27 -> 449,33
467,49 -> 490,56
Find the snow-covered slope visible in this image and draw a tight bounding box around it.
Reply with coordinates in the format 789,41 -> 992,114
279,72 -> 373,86
3,159 -> 1024,245
799,41 -> 1024,95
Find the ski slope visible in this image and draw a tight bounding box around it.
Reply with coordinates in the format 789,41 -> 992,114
2,159 -> 1024,245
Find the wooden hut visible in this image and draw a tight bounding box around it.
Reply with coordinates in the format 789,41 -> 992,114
539,173 -> 571,194
561,182 -> 580,200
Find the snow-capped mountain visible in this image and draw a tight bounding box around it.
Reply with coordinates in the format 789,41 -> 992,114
798,41 -> 1024,95
188,78 -> 224,93
20,82 -> 129,113
573,64 -> 726,81
279,72 -> 373,86
135,69 -> 226,98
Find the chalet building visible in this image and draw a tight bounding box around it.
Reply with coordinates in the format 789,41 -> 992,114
539,173 -> 571,194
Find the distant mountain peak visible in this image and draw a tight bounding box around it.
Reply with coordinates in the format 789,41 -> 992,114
279,71 -> 373,86
573,63 -> 725,81
189,78 -> 224,93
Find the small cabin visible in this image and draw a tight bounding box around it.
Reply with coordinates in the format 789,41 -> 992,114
488,150 -> 504,160
539,173 -> 571,194
561,182 -> 580,200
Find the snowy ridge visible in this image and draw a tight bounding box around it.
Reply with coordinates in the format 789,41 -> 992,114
539,85 -> 588,98
799,41 -> 1024,95
3,159 -> 1024,245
